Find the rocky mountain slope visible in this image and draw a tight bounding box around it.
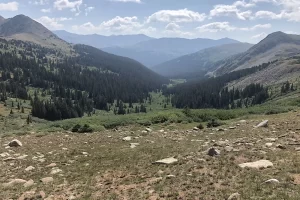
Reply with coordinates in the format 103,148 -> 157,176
152,43 -> 253,78
0,15 -> 72,52
212,32 -> 300,76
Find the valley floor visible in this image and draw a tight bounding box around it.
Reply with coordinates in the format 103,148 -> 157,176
1,111 -> 300,199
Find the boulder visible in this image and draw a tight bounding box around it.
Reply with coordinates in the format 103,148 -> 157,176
8,139 -> 22,147
40,177 -> 54,184
255,120 -> 268,128
207,147 -> 220,156
228,193 -> 241,200
239,160 -> 273,169
154,157 -> 178,164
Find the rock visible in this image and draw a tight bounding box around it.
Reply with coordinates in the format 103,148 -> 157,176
17,155 -> 28,159
218,128 -> 225,132
3,179 -> 27,188
255,120 -> 268,128
265,138 -> 277,142
193,127 -> 199,131
276,144 -> 286,149
68,195 -> 76,200
146,128 -> 152,132
239,120 -> 247,123
130,143 -> 140,149
122,136 -> 132,141
154,157 -> 178,164
229,126 -> 236,129
265,143 -> 273,147
8,139 -> 22,147
41,177 -> 54,184
24,179 -> 34,188
225,146 -> 234,152
50,168 -> 62,175
25,166 -> 35,172
264,179 -> 280,184
295,147 -> 300,151
82,152 -> 88,155
207,147 -> 220,156
0,152 -> 10,157
46,163 -> 57,168
228,193 -> 241,200
166,175 -> 176,179
239,160 -> 273,169
39,191 -> 46,199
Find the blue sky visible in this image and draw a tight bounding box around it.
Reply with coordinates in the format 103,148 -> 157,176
0,0 -> 299,42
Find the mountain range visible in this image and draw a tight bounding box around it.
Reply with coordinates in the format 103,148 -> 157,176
55,30 -> 240,67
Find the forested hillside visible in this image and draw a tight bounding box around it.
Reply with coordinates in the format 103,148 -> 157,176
0,38 -> 167,121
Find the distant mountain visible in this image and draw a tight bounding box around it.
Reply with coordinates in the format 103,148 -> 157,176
212,31 -> 300,76
103,37 -> 240,67
152,43 -> 253,78
0,15 -> 71,52
54,30 -> 154,48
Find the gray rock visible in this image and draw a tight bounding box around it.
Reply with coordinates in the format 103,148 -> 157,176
122,136 -> 132,141
8,139 -> 22,147
228,193 -> 241,200
264,179 -> 279,184
154,157 -> 178,164
41,177 -> 54,184
50,168 -> 62,175
207,147 -> 220,156
146,128 -> 152,132
24,179 -> 34,188
265,143 -> 273,147
276,144 -> 286,149
130,143 -> 140,149
239,160 -> 273,169
3,179 -> 27,188
255,120 -> 268,128
25,166 -> 35,172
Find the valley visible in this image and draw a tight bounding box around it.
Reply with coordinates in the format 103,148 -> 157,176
1,9 -> 300,200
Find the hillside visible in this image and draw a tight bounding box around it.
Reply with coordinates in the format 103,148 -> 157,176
0,15 -> 72,53
103,37 -> 240,67
212,32 -> 300,76
152,43 -> 253,78
54,30 -> 154,48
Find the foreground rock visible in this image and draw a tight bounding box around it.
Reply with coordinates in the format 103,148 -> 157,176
154,157 -> 178,164
264,179 -> 280,184
3,179 -> 27,188
8,139 -> 22,147
228,193 -> 241,200
41,177 -> 54,184
207,147 -> 220,156
24,179 -> 35,188
122,136 -> 132,141
239,160 -> 273,169
255,120 -> 268,128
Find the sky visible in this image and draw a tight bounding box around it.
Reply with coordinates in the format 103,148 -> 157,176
0,0 -> 300,43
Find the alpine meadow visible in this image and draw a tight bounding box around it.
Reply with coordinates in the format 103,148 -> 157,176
1,0 -> 300,200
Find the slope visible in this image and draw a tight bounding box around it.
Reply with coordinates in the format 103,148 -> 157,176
54,30 -> 154,48
212,32 -> 300,76
0,15 -> 72,53
152,43 -> 253,78
103,37 -> 240,67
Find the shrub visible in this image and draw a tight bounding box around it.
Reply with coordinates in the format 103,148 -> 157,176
78,124 -> 93,133
72,124 -> 81,132
197,123 -> 204,129
207,119 -> 222,128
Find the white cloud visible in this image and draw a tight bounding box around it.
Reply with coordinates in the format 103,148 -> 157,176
147,9 -> 206,23
240,23 -> 272,31
72,16 -> 144,34
196,22 -> 236,33
30,0 -> 49,5
54,0 -> 82,13
165,22 -> 180,31
36,16 -> 71,30
251,32 -> 267,39
85,6 -> 94,16
210,1 -> 254,20
110,0 -> 142,3
41,8 -> 51,13
0,1 -> 18,11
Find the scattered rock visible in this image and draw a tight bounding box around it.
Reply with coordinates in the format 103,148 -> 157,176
229,126 -> 236,129
225,146 -> 234,152
207,147 -> 220,156
295,147 -> 300,151
3,179 -> 27,188
276,144 -> 286,149
264,179 -> 280,184
239,120 -> 247,123
8,139 -> 22,147
24,179 -> 34,188
166,175 -> 176,179
255,120 -> 268,128
228,193 -> 241,200
122,136 -> 132,141
46,163 -> 57,168
265,138 -> 277,142
0,152 -> 10,157
82,152 -> 88,155
130,143 -> 140,149
41,177 -> 54,184
239,160 -> 273,169
154,157 -> 178,164
193,127 -> 199,131
146,128 -> 152,132
50,168 -> 62,175
25,166 -> 35,172
265,143 -> 273,147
